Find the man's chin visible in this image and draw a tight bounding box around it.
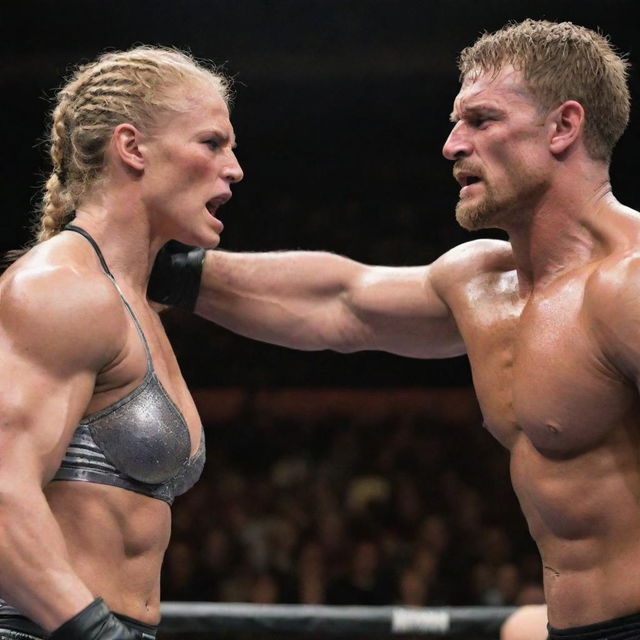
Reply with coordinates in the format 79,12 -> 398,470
456,202 -> 489,231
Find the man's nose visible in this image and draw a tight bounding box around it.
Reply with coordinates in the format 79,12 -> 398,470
442,123 -> 472,161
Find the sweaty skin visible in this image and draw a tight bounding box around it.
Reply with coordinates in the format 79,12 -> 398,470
188,65 -> 640,629
437,214 -> 640,628
196,208 -> 640,628
0,76 -> 241,631
0,232 -> 202,628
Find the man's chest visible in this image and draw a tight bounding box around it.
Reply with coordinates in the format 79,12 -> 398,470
452,272 -> 636,452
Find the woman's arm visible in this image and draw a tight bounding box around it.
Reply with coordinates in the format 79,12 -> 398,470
0,263 -> 124,633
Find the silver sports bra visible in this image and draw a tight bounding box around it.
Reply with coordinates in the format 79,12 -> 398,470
52,225 -> 205,505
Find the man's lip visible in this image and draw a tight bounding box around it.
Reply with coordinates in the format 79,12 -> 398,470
454,171 -> 482,187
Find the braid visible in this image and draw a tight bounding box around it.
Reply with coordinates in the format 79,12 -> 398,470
36,95 -> 75,242
4,45 -> 228,268
32,46 -> 230,246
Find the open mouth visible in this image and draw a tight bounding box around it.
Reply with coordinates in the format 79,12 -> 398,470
205,193 -> 231,216
457,173 -> 482,187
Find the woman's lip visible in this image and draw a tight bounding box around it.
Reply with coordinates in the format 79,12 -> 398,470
207,192 -> 232,207
209,212 -> 224,232
204,203 -> 225,231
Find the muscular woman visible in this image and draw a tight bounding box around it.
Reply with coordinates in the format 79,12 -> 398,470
0,46 -> 242,639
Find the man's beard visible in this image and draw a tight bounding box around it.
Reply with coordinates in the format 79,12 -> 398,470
455,183 -> 511,231
455,176 -> 544,232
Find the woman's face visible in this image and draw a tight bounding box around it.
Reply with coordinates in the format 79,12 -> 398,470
141,81 -> 243,248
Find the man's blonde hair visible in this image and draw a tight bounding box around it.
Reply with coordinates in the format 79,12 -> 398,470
458,19 -> 630,162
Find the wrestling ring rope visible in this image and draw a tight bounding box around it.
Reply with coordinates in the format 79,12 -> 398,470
159,602 -> 517,636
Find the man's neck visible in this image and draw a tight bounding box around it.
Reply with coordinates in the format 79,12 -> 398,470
505,177 -> 614,296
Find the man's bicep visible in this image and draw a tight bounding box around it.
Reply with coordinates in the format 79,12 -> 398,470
194,249 -> 464,356
339,264 -> 464,358
341,238 -> 514,359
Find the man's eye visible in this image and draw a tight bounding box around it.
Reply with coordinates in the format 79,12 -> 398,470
206,139 -> 221,149
469,116 -> 493,129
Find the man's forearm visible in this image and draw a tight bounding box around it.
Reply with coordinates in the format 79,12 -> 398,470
193,249 -> 361,351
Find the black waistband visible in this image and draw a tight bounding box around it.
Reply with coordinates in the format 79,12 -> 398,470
113,611 -> 157,637
548,610 -> 640,640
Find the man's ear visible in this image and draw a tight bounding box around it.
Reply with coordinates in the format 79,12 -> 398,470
111,122 -> 146,171
548,100 -> 585,155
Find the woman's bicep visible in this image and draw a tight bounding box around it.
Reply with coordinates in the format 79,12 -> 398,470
0,339 -> 99,484
0,269 -> 121,483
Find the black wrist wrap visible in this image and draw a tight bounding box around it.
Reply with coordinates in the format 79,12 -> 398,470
147,241 -> 206,311
50,598 -> 140,639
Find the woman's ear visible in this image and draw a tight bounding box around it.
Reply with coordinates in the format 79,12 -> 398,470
111,123 -> 146,171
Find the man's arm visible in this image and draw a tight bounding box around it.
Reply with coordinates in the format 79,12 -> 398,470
0,264 -> 135,637
588,256 -> 640,383
500,605 -> 548,640
192,249 -> 466,359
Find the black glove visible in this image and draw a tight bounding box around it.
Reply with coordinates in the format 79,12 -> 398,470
50,598 -> 142,639
147,241 -> 206,311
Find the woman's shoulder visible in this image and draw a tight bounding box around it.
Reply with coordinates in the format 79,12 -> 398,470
0,236 -> 127,371
2,235 -> 123,311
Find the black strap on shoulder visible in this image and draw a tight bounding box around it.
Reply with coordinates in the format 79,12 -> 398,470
63,225 -> 155,371
65,224 -> 113,278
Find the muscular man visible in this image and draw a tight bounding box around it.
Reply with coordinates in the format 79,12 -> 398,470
151,19 -> 635,638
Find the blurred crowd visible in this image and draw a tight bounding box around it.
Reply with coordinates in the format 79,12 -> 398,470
161,388 -> 544,610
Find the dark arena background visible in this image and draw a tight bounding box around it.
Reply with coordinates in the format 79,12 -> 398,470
1,1 -> 638,638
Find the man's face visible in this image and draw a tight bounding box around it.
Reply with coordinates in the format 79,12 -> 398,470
442,66 -> 551,231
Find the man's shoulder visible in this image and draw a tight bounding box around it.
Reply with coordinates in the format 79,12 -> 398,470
586,205 -> 640,294
584,250 -> 640,377
427,239 -> 515,308
432,238 -> 514,281
587,248 -> 640,305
